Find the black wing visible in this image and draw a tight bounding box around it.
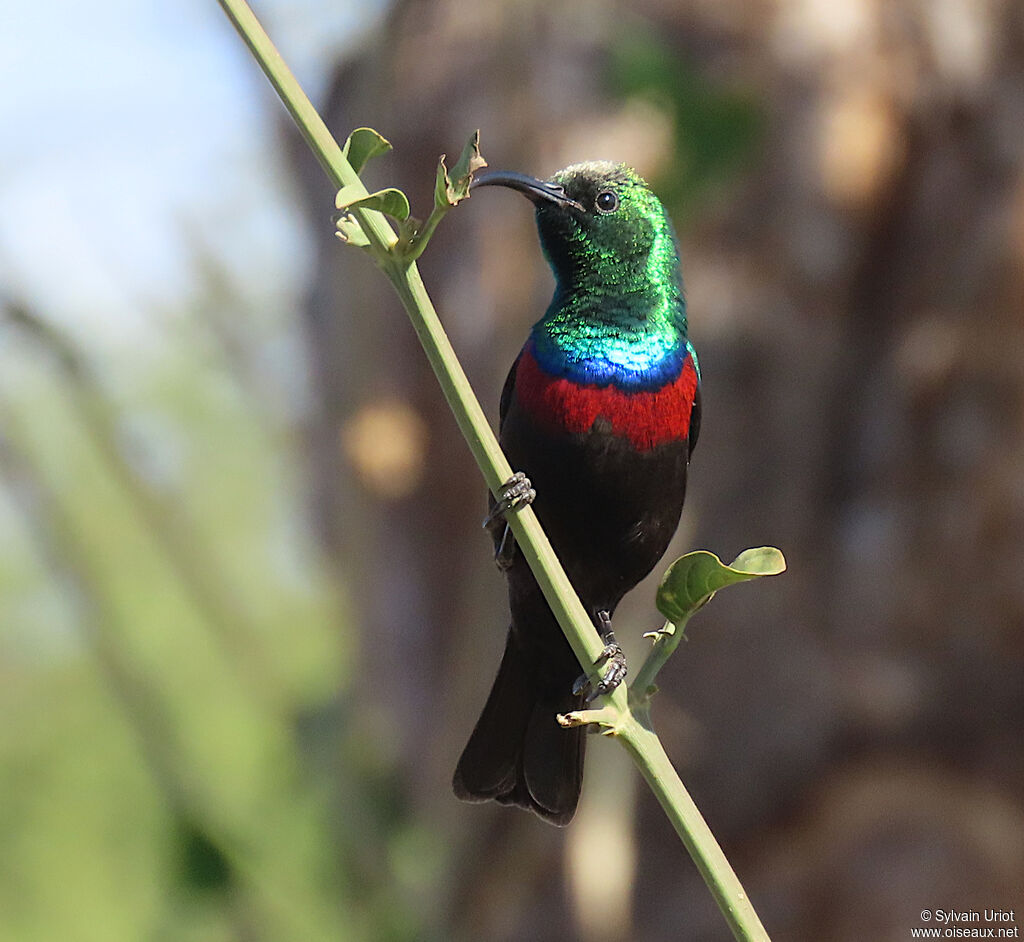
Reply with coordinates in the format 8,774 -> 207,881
497,354 -> 520,433
688,382 -> 702,459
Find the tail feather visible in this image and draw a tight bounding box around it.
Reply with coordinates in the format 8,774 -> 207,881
453,631 -> 585,826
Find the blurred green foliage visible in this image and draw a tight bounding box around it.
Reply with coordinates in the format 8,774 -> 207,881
0,305 -> 440,941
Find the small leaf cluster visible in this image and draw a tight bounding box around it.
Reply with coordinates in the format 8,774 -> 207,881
335,128 -> 486,263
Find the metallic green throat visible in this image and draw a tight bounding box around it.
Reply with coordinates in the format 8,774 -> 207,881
531,162 -> 690,389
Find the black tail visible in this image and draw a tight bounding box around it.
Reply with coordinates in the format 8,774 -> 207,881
452,631 -> 585,826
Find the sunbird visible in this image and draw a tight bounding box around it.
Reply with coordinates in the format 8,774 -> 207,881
453,162 -> 701,825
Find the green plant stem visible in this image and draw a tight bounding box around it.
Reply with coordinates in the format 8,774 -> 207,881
617,711 -> 769,942
218,2 -> 769,938
630,619 -> 685,705
397,205 -> 446,264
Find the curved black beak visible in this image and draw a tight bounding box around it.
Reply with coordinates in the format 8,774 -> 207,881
470,171 -> 583,211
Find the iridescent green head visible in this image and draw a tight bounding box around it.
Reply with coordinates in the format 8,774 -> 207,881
472,161 -> 684,302
472,162 -> 691,384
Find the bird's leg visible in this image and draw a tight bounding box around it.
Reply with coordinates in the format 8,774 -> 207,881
483,471 -> 536,570
483,471 -> 536,527
573,610 -> 628,702
493,525 -> 516,571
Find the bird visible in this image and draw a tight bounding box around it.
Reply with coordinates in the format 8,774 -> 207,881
452,161 -> 701,825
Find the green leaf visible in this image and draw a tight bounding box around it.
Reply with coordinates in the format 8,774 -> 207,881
334,213 -> 370,247
656,547 -> 785,626
334,185 -> 363,209
342,127 -> 392,174
434,129 -> 487,209
336,186 -> 410,221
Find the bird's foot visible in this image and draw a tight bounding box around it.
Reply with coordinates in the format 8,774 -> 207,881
483,471 -> 536,528
572,611 -> 628,703
484,472 -> 536,570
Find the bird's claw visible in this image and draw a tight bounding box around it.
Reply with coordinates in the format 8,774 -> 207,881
572,611 -> 627,702
483,471 -> 536,529
485,472 -> 536,570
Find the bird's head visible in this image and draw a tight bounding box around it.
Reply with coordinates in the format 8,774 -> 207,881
471,161 -> 679,291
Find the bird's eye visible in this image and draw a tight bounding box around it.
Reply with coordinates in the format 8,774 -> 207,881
594,190 -> 619,214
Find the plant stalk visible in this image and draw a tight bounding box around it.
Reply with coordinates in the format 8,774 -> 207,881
617,711 -> 769,941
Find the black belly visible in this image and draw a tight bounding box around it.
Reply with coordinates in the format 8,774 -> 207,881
498,400 -> 691,621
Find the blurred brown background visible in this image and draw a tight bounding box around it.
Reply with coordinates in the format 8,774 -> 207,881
2,0 -> 1022,940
